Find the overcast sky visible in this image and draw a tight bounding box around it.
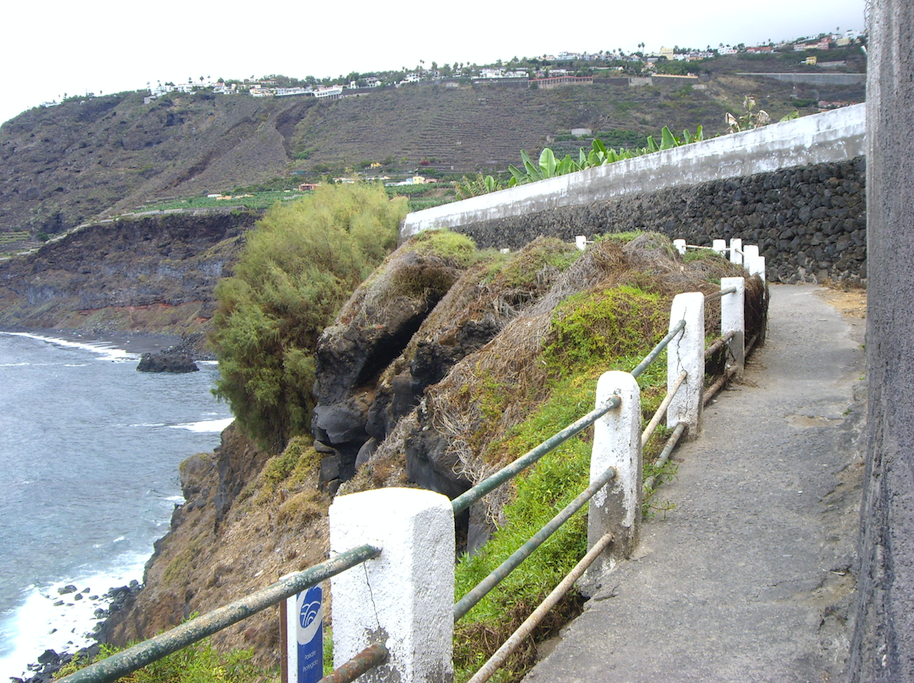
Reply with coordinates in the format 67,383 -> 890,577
1,0 -> 865,126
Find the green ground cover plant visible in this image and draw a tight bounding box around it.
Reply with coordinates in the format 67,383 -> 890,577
54,637 -> 267,683
138,191 -> 311,213
453,266 -> 678,682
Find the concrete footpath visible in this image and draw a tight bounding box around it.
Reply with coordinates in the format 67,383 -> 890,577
525,284 -> 866,683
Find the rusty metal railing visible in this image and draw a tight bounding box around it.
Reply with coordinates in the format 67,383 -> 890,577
57,544 -> 381,683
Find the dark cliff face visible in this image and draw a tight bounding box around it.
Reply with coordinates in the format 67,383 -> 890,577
0,210 -> 258,334
0,93 -> 291,235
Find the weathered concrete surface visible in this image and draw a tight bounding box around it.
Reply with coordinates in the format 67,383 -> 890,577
738,73 -> 867,86
401,105 -> 865,240
851,0 -> 914,678
525,284 -> 865,682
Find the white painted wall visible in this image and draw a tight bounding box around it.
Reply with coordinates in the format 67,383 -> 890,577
400,104 -> 865,241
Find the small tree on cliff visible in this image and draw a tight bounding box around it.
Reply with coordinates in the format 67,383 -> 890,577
211,183 -> 407,451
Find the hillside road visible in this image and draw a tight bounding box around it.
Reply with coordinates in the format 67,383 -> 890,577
524,283 -> 866,682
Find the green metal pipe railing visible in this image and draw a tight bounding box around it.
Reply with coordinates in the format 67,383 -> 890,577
643,421 -> 688,492
58,544 -> 382,683
704,330 -> 736,359
641,370 -> 687,447
451,397 -> 620,515
630,318 -> 685,379
466,532 -> 615,683
704,286 -> 737,303
453,465 -> 617,621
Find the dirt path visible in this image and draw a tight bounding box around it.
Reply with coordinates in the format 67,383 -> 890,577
524,284 -> 866,682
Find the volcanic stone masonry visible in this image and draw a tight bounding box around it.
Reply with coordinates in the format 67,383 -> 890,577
453,157 -> 866,284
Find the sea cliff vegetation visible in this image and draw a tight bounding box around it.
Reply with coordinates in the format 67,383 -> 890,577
81,185 -> 763,683
209,183 -> 408,451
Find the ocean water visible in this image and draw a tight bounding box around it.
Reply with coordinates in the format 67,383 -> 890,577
0,332 -> 234,679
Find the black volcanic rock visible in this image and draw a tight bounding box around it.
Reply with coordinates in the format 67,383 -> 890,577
137,348 -> 198,373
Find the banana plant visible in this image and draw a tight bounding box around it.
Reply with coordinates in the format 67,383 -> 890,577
506,124 -> 710,187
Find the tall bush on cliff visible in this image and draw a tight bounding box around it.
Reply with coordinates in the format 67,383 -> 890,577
210,184 -> 408,451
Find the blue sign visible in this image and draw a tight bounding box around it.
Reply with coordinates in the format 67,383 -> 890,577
296,585 -> 323,683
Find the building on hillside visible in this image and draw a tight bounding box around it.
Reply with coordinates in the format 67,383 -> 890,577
653,73 -> 699,83
275,87 -> 310,97
312,86 -> 342,100
659,46 -> 675,59
746,45 -> 774,54
718,46 -> 738,55
531,75 -> 594,89
387,176 -> 430,186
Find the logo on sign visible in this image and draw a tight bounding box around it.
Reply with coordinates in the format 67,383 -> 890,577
298,593 -> 322,645
295,585 -> 323,683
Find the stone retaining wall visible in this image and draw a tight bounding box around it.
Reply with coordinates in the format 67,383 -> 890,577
401,105 -> 867,283
456,157 -> 866,284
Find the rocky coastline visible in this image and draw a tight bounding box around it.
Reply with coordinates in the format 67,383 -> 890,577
5,328 -> 217,682
12,583 -> 142,683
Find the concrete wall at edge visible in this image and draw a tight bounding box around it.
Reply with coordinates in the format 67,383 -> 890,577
401,104 -> 865,239
850,0 -> 914,679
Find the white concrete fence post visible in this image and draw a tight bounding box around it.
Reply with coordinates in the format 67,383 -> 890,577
712,239 -> 727,256
720,277 -> 745,378
667,292 -> 705,438
330,488 -> 454,683
743,244 -> 767,283
673,239 -> 687,256
729,238 -> 743,266
586,371 -> 642,581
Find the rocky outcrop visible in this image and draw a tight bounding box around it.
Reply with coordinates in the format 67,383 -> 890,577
102,424 -> 325,667
312,243 -> 471,489
313,236 -> 588,504
137,348 -> 199,373
0,211 -> 257,335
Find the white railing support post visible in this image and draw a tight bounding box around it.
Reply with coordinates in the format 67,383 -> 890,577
330,488 -> 454,682
720,277 -> 745,378
586,371 -> 642,583
755,256 -> 767,283
712,239 -> 727,256
575,235 -> 587,250
743,244 -> 759,267
673,239 -> 687,256
729,238 -> 743,266
742,245 -> 765,281
667,292 -> 705,437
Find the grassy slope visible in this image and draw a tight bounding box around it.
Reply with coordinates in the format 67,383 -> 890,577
0,49 -> 864,236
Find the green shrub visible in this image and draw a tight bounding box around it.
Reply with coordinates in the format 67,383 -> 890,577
54,638 -> 264,683
542,285 -> 668,375
210,183 -> 408,451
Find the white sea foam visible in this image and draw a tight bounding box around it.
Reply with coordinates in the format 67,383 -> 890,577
3,332 -> 140,362
0,553 -> 148,680
169,417 -> 234,433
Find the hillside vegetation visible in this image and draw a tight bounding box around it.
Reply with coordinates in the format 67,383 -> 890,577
98,195 -> 764,683
0,49 -> 864,239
